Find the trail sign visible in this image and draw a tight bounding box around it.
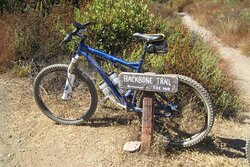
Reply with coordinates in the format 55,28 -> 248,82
119,72 -> 178,93
119,72 -> 178,151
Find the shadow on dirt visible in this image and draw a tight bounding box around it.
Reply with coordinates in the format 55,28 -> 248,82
238,115 -> 250,125
168,136 -> 246,159
56,113 -> 247,159
81,115 -> 137,127
222,110 -> 250,125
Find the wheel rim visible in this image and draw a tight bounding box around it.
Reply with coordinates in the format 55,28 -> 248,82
37,69 -> 92,121
154,80 -> 209,146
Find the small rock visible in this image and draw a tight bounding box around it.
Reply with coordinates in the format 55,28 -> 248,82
123,141 -> 141,152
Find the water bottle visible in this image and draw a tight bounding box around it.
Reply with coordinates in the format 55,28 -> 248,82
99,72 -> 124,102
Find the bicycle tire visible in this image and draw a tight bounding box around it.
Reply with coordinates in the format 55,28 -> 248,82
247,138 -> 250,164
139,75 -> 214,147
34,64 -> 98,125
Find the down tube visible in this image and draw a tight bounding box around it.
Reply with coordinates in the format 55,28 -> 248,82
78,51 -> 124,103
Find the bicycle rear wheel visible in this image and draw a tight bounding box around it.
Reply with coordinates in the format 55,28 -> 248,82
247,138 -> 250,164
155,75 -> 214,147
34,64 -> 98,125
138,75 -> 214,147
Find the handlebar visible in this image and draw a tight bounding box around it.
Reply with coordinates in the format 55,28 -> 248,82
60,21 -> 92,47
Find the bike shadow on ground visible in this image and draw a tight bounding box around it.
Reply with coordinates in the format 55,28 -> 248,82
225,112 -> 250,125
238,115 -> 250,125
168,136 -> 246,159
79,117 -> 247,159
80,114 -> 139,127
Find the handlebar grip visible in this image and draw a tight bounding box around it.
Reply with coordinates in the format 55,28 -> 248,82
63,34 -> 72,42
59,21 -> 92,47
59,34 -> 72,47
73,21 -> 93,30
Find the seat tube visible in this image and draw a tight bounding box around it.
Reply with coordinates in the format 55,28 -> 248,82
137,43 -> 148,73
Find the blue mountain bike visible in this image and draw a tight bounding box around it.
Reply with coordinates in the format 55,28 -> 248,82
34,22 -> 214,147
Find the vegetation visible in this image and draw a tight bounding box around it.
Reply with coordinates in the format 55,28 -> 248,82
0,1 -> 77,74
0,0 -> 242,117
186,0 -> 250,56
74,0 -> 154,55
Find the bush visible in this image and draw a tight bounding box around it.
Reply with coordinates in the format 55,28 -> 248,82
1,0 -> 62,13
13,11 -> 65,70
74,0 -> 154,55
0,3 -> 77,74
0,20 -> 14,67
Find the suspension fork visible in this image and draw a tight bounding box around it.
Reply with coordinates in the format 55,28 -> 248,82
61,54 -> 80,100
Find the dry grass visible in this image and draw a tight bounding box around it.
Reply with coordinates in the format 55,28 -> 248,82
186,0 -> 250,56
0,19 -> 14,68
0,3 -> 75,74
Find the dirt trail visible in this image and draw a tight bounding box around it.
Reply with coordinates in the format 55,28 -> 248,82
0,14 -> 250,166
0,74 -> 248,167
181,13 -> 250,124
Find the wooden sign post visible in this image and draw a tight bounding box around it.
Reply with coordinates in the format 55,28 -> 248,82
119,72 -> 178,151
141,91 -> 155,151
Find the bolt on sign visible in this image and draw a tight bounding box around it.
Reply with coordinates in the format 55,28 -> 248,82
118,72 -> 178,93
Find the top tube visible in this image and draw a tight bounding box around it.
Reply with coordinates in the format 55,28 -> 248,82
78,43 -> 142,71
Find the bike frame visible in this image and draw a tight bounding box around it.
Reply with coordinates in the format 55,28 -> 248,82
63,42 -> 173,114
75,43 -> 147,110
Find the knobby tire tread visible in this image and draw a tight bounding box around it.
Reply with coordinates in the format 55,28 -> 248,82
246,138 -> 250,164
176,75 -> 214,147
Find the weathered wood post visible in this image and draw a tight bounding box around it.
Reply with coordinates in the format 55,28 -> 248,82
141,91 -> 155,151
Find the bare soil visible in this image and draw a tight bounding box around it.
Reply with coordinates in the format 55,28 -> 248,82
0,14 -> 250,167
181,12 -> 250,123
0,72 -> 248,167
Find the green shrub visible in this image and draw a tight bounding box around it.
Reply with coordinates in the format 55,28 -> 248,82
74,0 -> 154,55
11,61 -> 32,77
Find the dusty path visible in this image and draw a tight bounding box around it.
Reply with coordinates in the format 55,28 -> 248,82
181,13 -> 250,115
0,73 -> 248,167
181,11 -> 250,146
0,72 -> 248,166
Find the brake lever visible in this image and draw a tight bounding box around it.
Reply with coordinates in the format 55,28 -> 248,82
78,28 -> 87,33
59,34 -> 72,48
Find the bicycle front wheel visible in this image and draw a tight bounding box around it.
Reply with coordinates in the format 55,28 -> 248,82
34,64 -> 98,125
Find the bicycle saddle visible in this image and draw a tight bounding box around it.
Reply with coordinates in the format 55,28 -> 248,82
133,33 -> 165,43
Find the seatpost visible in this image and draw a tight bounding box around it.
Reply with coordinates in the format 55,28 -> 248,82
141,43 -> 149,60
136,43 -> 148,73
